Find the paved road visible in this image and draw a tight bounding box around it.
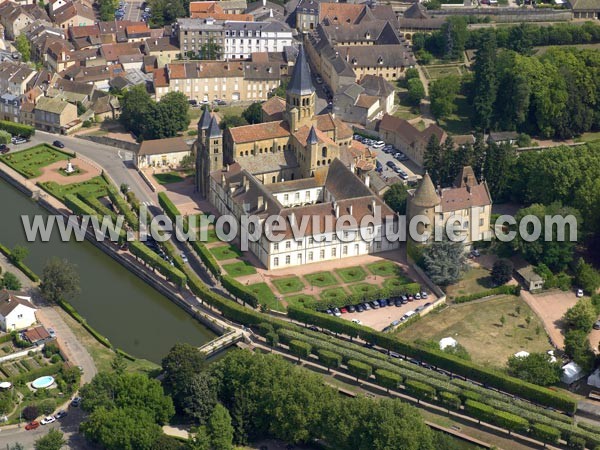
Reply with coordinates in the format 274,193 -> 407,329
124,0 -> 143,22
25,131 -> 156,207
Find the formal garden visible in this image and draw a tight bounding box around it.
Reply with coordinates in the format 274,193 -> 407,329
0,144 -> 72,178
38,176 -> 110,201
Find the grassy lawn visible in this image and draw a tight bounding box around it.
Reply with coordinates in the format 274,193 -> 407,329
320,287 -> 349,303
335,266 -> 367,283
348,283 -> 379,296
0,144 -> 70,178
383,277 -> 414,291
395,295 -> 551,368
210,244 -> 242,261
438,94 -> 473,135
222,261 -> 257,277
246,282 -> 284,311
38,176 -> 109,201
367,261 -> 402,277
285,293 -> 317,309
422,64 -> 464,81
198,227 -> 220,244
272,276 -> 305,295
153,172 -> 189,185
305,271 -> 339,288
446,266 -> 494,300
575,131 -> 600,143
394,91 -> 420,120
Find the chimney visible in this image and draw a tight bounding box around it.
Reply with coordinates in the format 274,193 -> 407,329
225,164 -> 229,172
244,176 -> 250,192
437,185 -> 442,198
221,173 -> 226,184
349,204 -> 353,215
289,211 -> 296,226
370,199 -> 376,212
334,201 -> 339,217
257,195 -> 264,211
262,0 -> 266,5
364,174 -> 370,188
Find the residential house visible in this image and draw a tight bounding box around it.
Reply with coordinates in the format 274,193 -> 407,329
188,1 -> 253,21
53,0 -> 95,29
34,96 -> 78,133
45,39 -> 76,72
143,37 -> 180,67
379,114 -> 446,166
0,1 -> 35,40
19,100 -> 35,125
135,136 -> 192,168
569,0 -> 600,18
0,61 -> 36,95
0,290 -> 37,332
23,326 -> 52,345
333,75 -> 395,125
406,167 -> 493,248
295,0 -> 321,33
189,0 -> 247,16
125,23 -> 151,42
487,131 -> 518,146
46,74 -> 94,105
154,60 -> 280,102
24,20 -> 65,63
91,92 -> 120,121
100,42 -> 144,65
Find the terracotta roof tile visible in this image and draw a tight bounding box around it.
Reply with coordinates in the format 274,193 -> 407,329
261,96 -> 286,116
229,120 -> 290,143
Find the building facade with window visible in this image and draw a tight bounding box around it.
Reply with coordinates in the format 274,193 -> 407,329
196,45 -> 399,269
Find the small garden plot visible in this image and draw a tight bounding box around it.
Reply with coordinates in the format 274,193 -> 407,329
285,294 -> 317,309
153,172 -> 188,185
0,144 -> 70,178
367,261 -> 402,277
210,244 -> 242,261
305,271 -> 338,288
335,266 -> 367,283
349,283 -> 380,297
39,176 -> 109,201
383,277 -> 414,291
247,283 -> 284,312
273,276 -> 305,295
320,287 -> 349,303
223,261 -> 257,277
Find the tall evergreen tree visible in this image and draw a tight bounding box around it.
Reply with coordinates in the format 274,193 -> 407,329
472,31 -> 498,131
423,135 -> 442,187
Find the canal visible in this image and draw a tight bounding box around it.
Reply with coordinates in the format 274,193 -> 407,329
0,179 -> 216,363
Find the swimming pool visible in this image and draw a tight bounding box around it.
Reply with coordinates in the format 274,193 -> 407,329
31,376 -> 54,389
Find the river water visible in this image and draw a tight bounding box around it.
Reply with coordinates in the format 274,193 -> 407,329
0,179 -> 215,363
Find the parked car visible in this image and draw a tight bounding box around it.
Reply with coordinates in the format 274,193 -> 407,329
340,307 -> 348,314
55,410 -> 67,419
325,308 -> 332,315
394,299 -> 402,307
351,318 -> 361,324
41,416 -> 56,425
471,249 -> 481,257
0,146 -> 9,154
421,291 -> 428,299
576,289 -> 584,298
414,293 -> 421,300
333,307 -> 341,317
370,301 -> 380,309
379,299 -> 388,307
356,304 -> 364,312
25,421 -> 40,430
362,302 -> 371,310
11,136 -> 26,144
70,397 -> 81,407
594,320 -> 600,330
372,140 -> 385,148
48,328 -> 56,338
382,325 -> 393,332
391,320 -> 400,326
315,76 -> 323,84
53,140 -> 65,148
389,351 -> 401,358
308,325 -> 319,332
347,305 -> 356,313
180,253 -> 189,264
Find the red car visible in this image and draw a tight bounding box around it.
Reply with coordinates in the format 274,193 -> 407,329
25,421 -> 40,430
340,307 -> 348,314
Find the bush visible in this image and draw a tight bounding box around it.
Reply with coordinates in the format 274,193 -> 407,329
491,259 -> 513,285
288,339 -> 311,360
82,120 -> 92,128
530,422 -> 560,444
317,349 -> 342,371
453,284 -> 520,303
129,241 -> 187,288
22,405 -> 39,421
375,369 -> 402,391
438,391 -> 461,410
405,379 -> 436,401
0,120 -> 34,138
347,359 -> 372,380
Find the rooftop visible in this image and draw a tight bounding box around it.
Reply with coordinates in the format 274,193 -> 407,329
137,136 -> 191,155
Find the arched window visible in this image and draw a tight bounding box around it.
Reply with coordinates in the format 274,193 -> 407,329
272,175 -> 276,183
327,158 -> 331,164
317,160 -> 321,166
321,147 -> 327,157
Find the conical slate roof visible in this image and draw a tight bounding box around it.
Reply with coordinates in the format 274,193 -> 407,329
403,3 -> 428,19
208,116 -> 222,138
288,45 -> 314,96
412,172 -> 440,207
198,107 -> 212,129
307,125 -> 318,145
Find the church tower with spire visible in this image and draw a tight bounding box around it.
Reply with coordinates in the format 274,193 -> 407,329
285,45 -> 316,132
196,108 -> 223,198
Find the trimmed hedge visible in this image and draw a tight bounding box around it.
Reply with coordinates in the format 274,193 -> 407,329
287,305 -> 577,413
530,422 -> 561,445
405,379 -> 436,401
453,285 -> 521,303
347,359 -> 372,380
79,194 -> 117,221
289,339 -> 311,359
438,391 -> 461,410
58,299 -> 111,348
191,240 -> 221,278
10,362 -> 62,385
107,186 -> 139,231
375,369 -> 402,391
221,275 -> 259,308
116,348 -> 136,362
65,194 -> 96,216
317,349 -> 342,370
0,243 -> 39,282
0,120 -> 35,138
129,240 -> 186,288
465,400 -> 529,434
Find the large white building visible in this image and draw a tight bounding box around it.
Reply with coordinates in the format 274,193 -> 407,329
0,290 -> 37,332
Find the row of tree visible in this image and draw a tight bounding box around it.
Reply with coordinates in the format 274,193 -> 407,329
120,86 -> 190,140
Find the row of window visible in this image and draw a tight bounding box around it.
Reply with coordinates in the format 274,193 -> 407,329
272,230 -> 373,250
272,242 -> 382,266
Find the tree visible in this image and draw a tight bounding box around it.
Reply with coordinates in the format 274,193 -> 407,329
500,315 -> 506,327
76,101 -> 86,116
207,404 -> 234,450
506,352 -> 561,386
219,114 -> 247,130
564,298 -> 597,332
491,259 -> 513,285
15,34 -> 30,62
472,30 -> 497,130
180,153 -> 195,170
110,353 -> 127,375
22,405 -> 39,421
574,258 -> 600,295
162,343 -> 206,411
508,23 -> 533,55
421,238 -> 466,286
148,0 -> 186,27
40,258 -> 80,304
404,68 -> 420,84
99,0 -> 117,21
2,272 -> 21,290
180,373 -> 217,424
119,85 -> 153,137
199,38 -> 222,60
9,245 -> 28,264
0,130 -> 11,144
483,142 -> 516,201
241,102 -> 263,124
407,78 -> 425,106
383,183 -> 408,215
441,17 -> 468,60
423,135 -> 442,187
564,329 -> 595,371
34,429 -> 66,450
189,426 -> 211,450
429,75 -> 460,120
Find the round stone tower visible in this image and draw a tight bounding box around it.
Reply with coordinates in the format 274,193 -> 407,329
407,172 -> 440,242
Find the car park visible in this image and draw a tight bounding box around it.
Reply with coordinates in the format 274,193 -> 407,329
41,416 -> 56,425
25,421 -> 40,430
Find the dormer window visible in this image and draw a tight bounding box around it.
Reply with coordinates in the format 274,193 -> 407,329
378,57 -> 384,65
352,58 -> 357,65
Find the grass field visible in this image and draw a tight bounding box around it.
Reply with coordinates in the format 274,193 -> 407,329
210,244 -> 242,261
367,261 -> 402,277
348,283 -> 379,296
320,287 -> 349,303
153,171 -> 192,185
285,293 -> 317,309
0,144 -> 70,178
222,261 -> 256,277
446,266 -> 494,299
247,282 -> 284,311
422,64 -> 465,81
272,276 -> 305,295
383,277 -> 414,290
335,266 -> 367,283
395,295 -> 551,368
38,176 -> 109,201
305,271 -> 339,287
394,91 -> 421,120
